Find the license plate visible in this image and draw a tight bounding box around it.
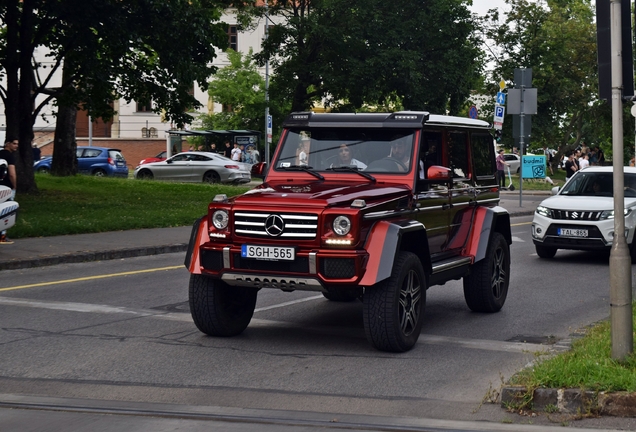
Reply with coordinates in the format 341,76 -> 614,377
557,228 -> 588,237
241,244 -> 295,261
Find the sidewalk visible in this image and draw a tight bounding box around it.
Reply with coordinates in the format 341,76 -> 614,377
0,192 -> 545,271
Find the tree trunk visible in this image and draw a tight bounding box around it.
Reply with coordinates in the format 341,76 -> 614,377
51,104 -> 78,176
51,59 -> 79,177
14,0 -> 38,194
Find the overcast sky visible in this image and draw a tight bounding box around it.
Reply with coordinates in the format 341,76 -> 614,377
468,0 -> 509,17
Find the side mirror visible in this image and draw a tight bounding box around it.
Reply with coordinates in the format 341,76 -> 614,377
251,162 -> 267,178
166,159 -> 173,164
551,186 -> 560,195
427,165 -> 451,180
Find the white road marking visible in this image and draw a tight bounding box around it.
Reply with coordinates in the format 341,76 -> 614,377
511,236 -> 525,242
254,294 -> 323,312
0,296 -> 554,353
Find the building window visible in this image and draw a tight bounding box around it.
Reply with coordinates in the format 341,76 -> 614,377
228,25 -> 238,51
137,101 -> 152,112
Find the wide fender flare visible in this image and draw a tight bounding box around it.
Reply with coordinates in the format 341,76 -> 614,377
465,206 -> 511,263
359,220 -> 429,286
184,216 -> 208,274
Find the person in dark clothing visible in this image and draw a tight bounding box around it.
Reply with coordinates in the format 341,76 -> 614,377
564,152 -> 578,181
32,143 -> 41,161
223,141 -> 232,158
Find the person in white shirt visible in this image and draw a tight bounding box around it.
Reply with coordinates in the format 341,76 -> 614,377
231,143 -> 242,161
298,138 -> 309,165
579,153 -> 590,170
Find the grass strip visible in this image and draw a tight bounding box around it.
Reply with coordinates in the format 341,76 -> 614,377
11,175 -> 250,238
509,302 -> 636,392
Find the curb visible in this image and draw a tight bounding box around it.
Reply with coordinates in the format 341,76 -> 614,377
501,386 -> 636,417
0,244 -> 188,271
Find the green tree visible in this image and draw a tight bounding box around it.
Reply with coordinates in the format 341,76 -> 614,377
0,0 -> 232,188
200,49 -> 290,150
252,0 -> 483,113
485,0 -> 599,162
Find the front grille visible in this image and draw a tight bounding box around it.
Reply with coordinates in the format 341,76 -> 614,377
550,209 -> 602,221
321,258 -> 356,279
233,253 -> 309,273
234,212 -> 318,239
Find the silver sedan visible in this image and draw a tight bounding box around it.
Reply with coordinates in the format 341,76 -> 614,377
134,152 -> 251,184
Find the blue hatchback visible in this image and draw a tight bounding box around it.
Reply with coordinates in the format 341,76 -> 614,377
35,147 -> 129,177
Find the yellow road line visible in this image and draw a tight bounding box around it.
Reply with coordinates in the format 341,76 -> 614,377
0,265 -> 184,292
511,221 -> 532,227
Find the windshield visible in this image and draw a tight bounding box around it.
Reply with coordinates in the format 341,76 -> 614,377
560,171 -> 636,197
274,129 -> 416,174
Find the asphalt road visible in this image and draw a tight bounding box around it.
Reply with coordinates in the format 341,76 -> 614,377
1,214 -> 635,431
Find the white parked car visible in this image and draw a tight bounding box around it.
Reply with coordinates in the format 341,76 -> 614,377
532,166 -> 636,261
503,153 -> 520,173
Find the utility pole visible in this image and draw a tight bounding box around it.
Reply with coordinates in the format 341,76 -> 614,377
608,0 -> 633,360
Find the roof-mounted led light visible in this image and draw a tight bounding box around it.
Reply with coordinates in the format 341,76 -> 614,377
292,114 -> 310,120
394,115 -> 418,120
351,199 -> 366,208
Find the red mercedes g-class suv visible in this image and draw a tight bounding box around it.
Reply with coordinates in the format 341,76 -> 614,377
185,111 -> 511,352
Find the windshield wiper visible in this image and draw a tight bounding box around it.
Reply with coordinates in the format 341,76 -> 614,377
280,165 -> 324,180
326,166 -> 376,182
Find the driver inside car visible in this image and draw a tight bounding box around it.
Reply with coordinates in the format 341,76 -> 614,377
388,138 -> 410,172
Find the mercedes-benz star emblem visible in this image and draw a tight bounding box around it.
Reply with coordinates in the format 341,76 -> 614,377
264,214 -> 285,237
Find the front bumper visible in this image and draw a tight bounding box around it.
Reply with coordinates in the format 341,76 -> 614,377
198,243 -> 367,291
531,212 -> 634,251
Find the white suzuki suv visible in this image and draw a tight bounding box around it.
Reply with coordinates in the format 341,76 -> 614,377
532,166 -> 636,261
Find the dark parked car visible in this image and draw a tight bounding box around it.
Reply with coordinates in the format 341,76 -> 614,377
34,147 -> 129,177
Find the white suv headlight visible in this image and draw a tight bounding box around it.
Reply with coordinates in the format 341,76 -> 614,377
333,215 -> 352,236
600,208 -> 632,220
536,206 -> 551,217
212,210 -> 229,229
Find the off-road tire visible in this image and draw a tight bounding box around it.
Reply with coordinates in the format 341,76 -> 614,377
189,274 -> 257,337
535,244 -> 557,259
463,232 -> 510,313
363,251 -> 426,352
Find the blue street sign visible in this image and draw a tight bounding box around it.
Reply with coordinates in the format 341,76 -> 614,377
521,155 -> 546,179
496,92 -> 506,105
468,105 -> 478,119
493,105 -> 505,123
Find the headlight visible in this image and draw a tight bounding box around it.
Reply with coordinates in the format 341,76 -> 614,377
212,210 -> 229,229
333,215 -> 351,236
536,205 -> 551,217
600,208 -> 632,220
